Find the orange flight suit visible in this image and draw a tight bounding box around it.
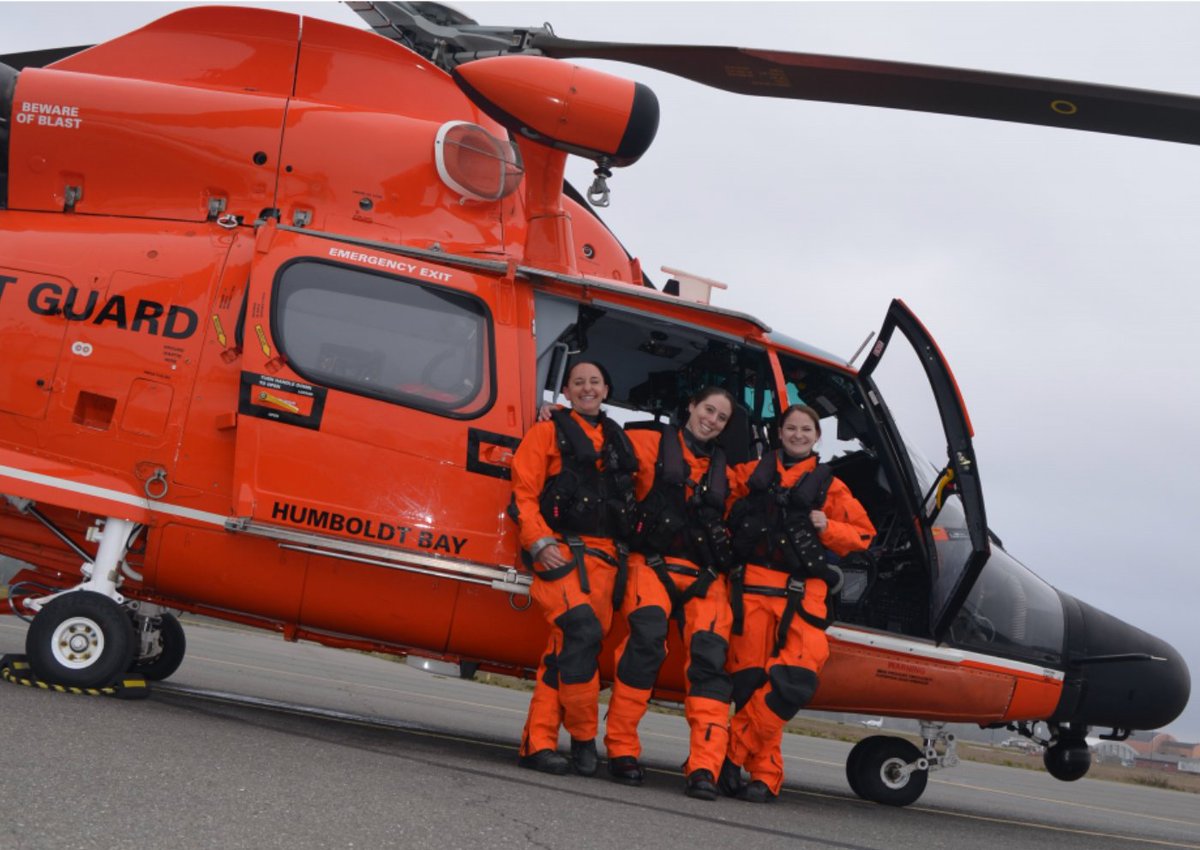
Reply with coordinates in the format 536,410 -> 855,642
511,411 -> 624,757
604,428 -> 734,779
725,453 -> 875,795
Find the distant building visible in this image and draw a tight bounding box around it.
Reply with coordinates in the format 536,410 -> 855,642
1124,733 -> 1200,770
1092,740 -> 1137,767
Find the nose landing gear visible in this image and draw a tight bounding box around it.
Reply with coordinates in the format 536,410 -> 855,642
846,721 -> 957,807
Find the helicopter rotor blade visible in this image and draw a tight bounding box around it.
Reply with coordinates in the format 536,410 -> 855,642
0,46 -> 91,70
529,37 -> 1200,147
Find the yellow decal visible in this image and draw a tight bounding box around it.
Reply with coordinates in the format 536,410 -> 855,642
254,324 -> 271,357
211,314 -> 227,348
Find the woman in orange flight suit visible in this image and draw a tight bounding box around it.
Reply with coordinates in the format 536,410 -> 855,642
510,360 -> 638,776
720,404 -> 875,802
604,386 -> 739,800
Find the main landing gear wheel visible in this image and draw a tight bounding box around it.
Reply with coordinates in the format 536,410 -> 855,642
26,591 -> 136,689
133,613 -> 186,681
846,735 -> 928,807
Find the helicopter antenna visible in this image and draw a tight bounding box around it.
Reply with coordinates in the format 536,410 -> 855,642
848,330 -> 876,367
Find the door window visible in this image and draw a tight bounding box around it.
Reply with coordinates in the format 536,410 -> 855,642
273,260 -> 493,418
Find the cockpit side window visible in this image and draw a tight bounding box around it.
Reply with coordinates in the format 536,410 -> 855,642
532,297 -> 772,462
273,259 -> 494,418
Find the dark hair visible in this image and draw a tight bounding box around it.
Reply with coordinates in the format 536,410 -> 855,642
689,385 -> 736,409
780,403 -> 821,436
563,359 -> 614,394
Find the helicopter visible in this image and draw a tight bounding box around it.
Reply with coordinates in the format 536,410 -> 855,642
0,1 -> 1193,808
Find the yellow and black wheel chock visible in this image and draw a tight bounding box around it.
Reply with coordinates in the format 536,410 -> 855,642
0,654 -> 150,700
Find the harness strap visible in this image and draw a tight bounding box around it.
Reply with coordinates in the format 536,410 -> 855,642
530,538 -> 627,609
774,578 -> 835,655
645,554 -> 719,637
612,543 -> 629,610
729,564 -> 746,635
566,537 -> 590,594
645,555 -> 684,614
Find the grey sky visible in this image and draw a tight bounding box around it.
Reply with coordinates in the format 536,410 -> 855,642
3,2 -> 1198,741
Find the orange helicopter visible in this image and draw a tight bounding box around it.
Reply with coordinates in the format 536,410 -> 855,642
0,2 -> 1192,807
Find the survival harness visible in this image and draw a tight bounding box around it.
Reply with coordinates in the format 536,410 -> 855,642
526,409 -> 638,606
726,450 -> 841,652
632,425 -> 733,629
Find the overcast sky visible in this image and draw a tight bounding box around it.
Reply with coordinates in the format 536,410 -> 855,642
3,1 -> 1198,741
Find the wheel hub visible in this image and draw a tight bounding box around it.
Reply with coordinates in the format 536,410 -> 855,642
880,757 -> 910,789
51,617 -> 105,669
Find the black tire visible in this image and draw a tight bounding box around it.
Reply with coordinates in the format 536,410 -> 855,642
845,734 -> 889,798
848,736 -> 928,807
133,613 -> 186,681
26,592 -> 136,688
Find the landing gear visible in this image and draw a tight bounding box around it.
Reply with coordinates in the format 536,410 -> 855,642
847,736 -> 927,806
131,609 -> 187,681
25,591 -> 136,687
21,516 -> 147,689
846,722 -> 957,807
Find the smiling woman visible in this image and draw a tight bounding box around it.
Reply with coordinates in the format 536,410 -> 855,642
508,356 -> 638,777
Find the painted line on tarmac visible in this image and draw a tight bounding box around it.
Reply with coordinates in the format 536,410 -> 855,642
770,785 -> 1200,849
186,652 -> 527,716
782,742 -> 1199,832
902,802 -> 1200,849
153,681 -> 519,751
928,777 -> 1200,828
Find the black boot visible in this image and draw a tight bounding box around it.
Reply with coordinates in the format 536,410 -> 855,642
738,779 -> 777,803
518,749 -> 570,775
607,755 -> 645,786
684,769 -> 718,801
718,758 -> 745,797
570,738 -> 599,777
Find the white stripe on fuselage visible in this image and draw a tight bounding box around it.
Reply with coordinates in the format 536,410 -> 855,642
0,463 -> 231,527
828,625 -> 1064,680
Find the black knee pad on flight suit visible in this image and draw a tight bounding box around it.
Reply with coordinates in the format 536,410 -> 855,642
555,604 -> 604,685
764,666 -> 818,721
731,666 -> 767,711
616,606 -> 669,689
686,631 -> 733,704
540,650 -> 560,689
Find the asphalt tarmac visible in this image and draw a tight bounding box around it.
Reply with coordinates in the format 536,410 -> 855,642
1,613 -> 1196,850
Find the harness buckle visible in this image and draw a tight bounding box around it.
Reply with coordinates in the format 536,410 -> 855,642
787,577 -> 807,596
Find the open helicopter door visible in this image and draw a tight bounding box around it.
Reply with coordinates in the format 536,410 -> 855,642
228,224 -> 529,648
858,299 -> 990,643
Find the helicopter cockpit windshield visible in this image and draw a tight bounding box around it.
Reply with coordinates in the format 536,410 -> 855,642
859,300 -> 1064,664
904,440 -> 1065,664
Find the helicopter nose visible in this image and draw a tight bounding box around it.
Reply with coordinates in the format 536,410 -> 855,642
1054,592 -> 1191,731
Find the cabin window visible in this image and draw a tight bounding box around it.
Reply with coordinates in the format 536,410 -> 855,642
273,260 -> 493,417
